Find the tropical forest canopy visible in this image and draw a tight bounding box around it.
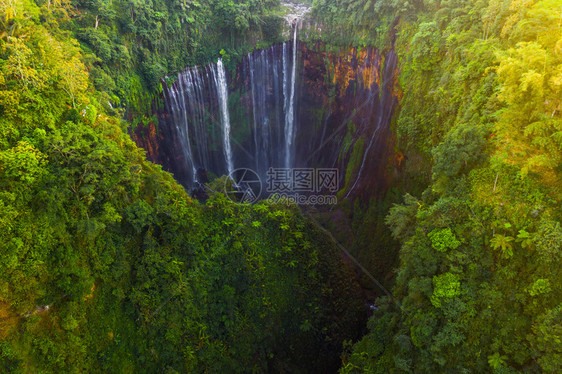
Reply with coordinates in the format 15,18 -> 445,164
0,0 -> 561,373
311,0 -> 562,372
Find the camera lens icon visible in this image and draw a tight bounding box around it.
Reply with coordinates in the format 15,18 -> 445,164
224,168 -> 262,204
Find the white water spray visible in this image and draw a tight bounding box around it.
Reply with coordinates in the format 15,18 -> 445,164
284,26 -> 298,169
214,59 -> 234,176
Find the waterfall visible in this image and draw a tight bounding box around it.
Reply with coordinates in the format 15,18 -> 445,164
246,44 -> 291,178
213,59 -> 234,177
282,42 -> 289,145
156,43 -> 399,201
184,67 -> 209,171
163,36 -> 303,189
162,60 -> 234,187
159,42 -> 398,201
168,72 -> 197,183
284,26 -> 298,169
248,53 -> 261,174
243,27 -> 298,177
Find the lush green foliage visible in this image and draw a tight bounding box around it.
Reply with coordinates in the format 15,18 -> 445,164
0,1 -> 367,372
4,0 -> 562,371
310,0 -> 418,48
316,0 -> 562,372
67,0 -> 283,117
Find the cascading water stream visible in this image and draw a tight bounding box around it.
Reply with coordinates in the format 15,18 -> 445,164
184,67 -> 209,172
214,59 -> 234,177
246,42 -> 296,178
284,25 -> 298,169
163,60 -> 234,187
282,42 -> 289,146
249,53 -> 260,174
170,73 -> 197,183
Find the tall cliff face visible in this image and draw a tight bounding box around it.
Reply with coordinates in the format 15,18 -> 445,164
131,42 -> 401,199
296,44 -> 400,198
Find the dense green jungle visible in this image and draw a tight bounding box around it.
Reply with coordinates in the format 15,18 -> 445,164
0,0 -> 561,372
